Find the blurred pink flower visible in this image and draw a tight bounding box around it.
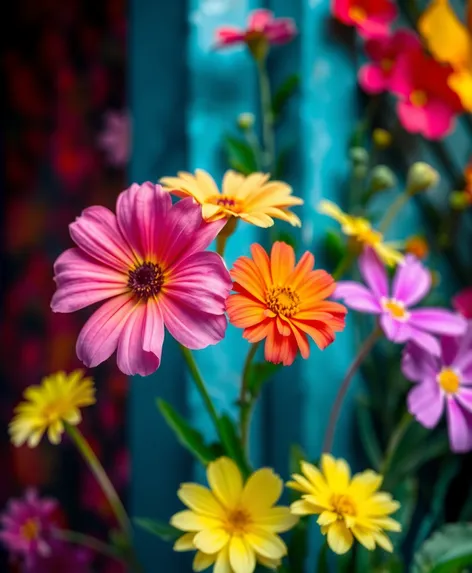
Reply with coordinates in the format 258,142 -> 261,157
98,110 -> 130,167
27,541 -> 92,573
51,183 -> 232,375
332,0 -> 397,38
453,287 -> 472,319
359,29 -> 420,94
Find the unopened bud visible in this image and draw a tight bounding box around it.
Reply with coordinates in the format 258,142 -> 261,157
405,235 -> 429,259
353,164 -> 368,179
369,165 -> 397,192
237,112 -> 255,131
450,190 -> 471,210
349,147 -> 369,166
406,162 -> 439,195
372,128 -> 392,149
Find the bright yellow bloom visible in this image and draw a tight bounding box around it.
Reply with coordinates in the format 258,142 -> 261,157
287,455 -> 401,555
318,200 -> 404,266
9,370 -> 96,447
170,457 -> 298,573
419,0 -> 472,110
160,169 -> 303,228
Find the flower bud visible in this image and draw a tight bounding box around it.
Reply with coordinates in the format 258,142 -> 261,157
369,165 -> 397,193
372,128 -> 392,149
405,235 -> 429,259
406,162 -> 439,195
349,147 -> 369,166
237,113 -> 255,131
450,190 -> 471,210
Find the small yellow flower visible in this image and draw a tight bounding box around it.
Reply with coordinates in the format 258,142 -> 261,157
318,200 -> 403,266
372,128 -> 392,149
160,169 -> 303,228
9,370 -> 96,447
287,454 -> 401,555
170,457 -> 298,573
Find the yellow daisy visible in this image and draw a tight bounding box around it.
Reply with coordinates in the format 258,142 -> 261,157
9,370 -> 96,447
318,200 -> 404,266
170,457 -> 298,573
287,454 -> 401,555
160,169 -> 303,228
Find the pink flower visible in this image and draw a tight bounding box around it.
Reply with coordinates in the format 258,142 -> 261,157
98,110 -> 130,167
215,9 -> 296,48
332,0 -> 397,38
453,287 -> 472,319
0,489 -> 59,563
402,329 -> 472,452
27,542 -> 92,573
51,183 -> 232,376
359,29 -> 420,94
334,248 -> 467,355
390,47 -> 463,140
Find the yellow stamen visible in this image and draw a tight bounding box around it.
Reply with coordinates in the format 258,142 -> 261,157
208,195 -> 242,213
331,493 -> 357,517
437,368 -> 460,394
349,6 -> 367,21
266,286 -> 300,317
381,58 -> 393,72
382,298 -> 408,321
20,518 -> 40,542
225,508 -> 252,534
410,89 -> 428,107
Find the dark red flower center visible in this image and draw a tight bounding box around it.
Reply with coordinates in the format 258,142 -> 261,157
128,262 -> 164,300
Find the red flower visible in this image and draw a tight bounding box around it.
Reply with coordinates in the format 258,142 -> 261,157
453,287 -> 472,319
333,0 -> 397,38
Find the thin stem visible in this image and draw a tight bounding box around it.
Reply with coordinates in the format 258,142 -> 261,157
52,528 -> 125,564
257,58 -> 275,173
332,251 -> 356,281
378,192 -> 410,235
216,234 -> 227,258
322,327 -> 381,453
380,412 -> 413,479
239,342 -> 261,447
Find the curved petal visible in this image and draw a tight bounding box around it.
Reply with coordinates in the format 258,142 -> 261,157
440,335 -> 460,366
407,381 -> 444,428
270,242 -> 295,284
207,458 -> 243,510
401,342 -> 439,382
452,287 -> 472,318
334,281 -> 381,313
380,314 -> 412,343
358,64 -> 388,94
51,248 -> 127,312
406,327 -> 442,356
229,536 -> 256,573
226,295 -> 267,329
245,528 -> 286,559
409,309 -> 467,336
456,387 -> 472,413
248,8 -> 273,30
194,528 -> 230,555
326,521 -> 353,555
214,544 -> 232,573
253,507 -> 298,533
178,484 -> 224,518
170,510 -> 221,532
359,248 -> 388,299
392,255 -> 431,306
446,398 -> 472,453
241,469 -> 283,514
193,551 -> 217,571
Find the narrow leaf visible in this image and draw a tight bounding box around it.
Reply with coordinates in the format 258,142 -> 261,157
356,398 -> 382,470
247,361 -> 282,397
218,414 -> 252,477
134,518 -> 181,542
272,74 -> 300,118
223,135 -> 258,174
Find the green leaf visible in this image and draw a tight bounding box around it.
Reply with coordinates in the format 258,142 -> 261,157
316,542 -> 329,573
274,145 -> 293,179
274,229 -> 297,250
412,523 -> 472,573
218,414 -> 252,478
156,399 -> 216,465
247,361 -> 282,397
324,229 -> 346,268
272,74 -> 300,118
289,443 -> 307,475
134,518 -> 181,542
287,517 -> 309,573
356,398 -> 383,470
223,135 -> 258,174
391,478 -> 418,550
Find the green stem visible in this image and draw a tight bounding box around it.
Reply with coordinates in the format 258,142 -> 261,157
332,250 -> 356,281
52,528 -> 125,564
216,234 -> 227,258
378,192 -> 410,235
257,58 -> 275,173
322,327 -> 381,453
380,412 -> 413,479
239,342 -> 261,448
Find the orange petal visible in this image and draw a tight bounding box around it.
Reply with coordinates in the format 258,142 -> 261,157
276,315 -> 291,337
230,257 -> 266,302
264,321 -> 298,366
297,270 -> 336,302
291,318 -> 336,350
285,251 -> 315,289
250,243 -> 272,288
243,317 -> 274,343
226,295 -> 267,328
289,322 -> 311,359
270,242 -> 295,285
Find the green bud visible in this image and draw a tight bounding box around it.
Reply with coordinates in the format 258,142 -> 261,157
349,147 -> 369,165
372,128 -> 392,149
369,165 -> 397,192
450,190 -> 471,210
353,164 -> 368,179
237,112 -> 255,131
406,162 -> 439,195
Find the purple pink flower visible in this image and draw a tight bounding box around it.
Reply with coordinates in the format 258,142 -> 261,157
27,541 -> 93,573
98,110 -> 130,167
334,248 -> 467,354
453,287 -> 472,319
332,0 -> 397,38
51,183 -> 232,376
402,329 -> 472,452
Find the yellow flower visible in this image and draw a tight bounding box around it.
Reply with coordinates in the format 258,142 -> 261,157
9,370 -> 96,447
318,200 -> 404,266
419,0 -> 472,110
160,169 -> 303,228
170,457 -> 298,573
287,455 -> 401,555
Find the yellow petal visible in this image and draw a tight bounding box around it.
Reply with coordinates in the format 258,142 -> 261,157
193,551 -> 217,572
245,528 -> 287,559
290,499 -> 319,516
374,243 -> 404,266
195,169 -> 221,197
178,484 -> 225,518
229,536 -> 256,573
253,507 -> 298,533
238,212 -> 274,228
222,170 -> 246,196
352,526 -> 376,551
170,510 -> 220,532
372,531 -> 394,553
201,203 -> 225,221
317,511 -> 338,526
318,200 -> 349,225
241,468 -> 283,514
348,470 -> 383,500
207,457 -> 243,510
214,544 -> 232,573
286,474 -> 316,494
326,521 -> 354,555
304,493 -> 334,512
257,555 -> 281,570
321,454 -> 350,491
371,517 -> 402,532
449,69 -> 472,111
363,493 -> 400,516
301,461 -> 328,492
174,533 -> 196,552
194,528 -> 230,555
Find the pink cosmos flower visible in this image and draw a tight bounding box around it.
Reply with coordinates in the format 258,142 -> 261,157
402,330 -> 472,452
453,287 -> 472,319
215,9 -> 296,48
390,47 -> 463,140
98,110 -> 130,167
51,183 -> 232,376
334,248 -> 467,355
0,489 -> 59,563
359,29 -> 420,94
332,0 -> 397,38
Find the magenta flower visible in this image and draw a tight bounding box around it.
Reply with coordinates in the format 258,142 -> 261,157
358,29 -> 420,94
0,489 -> 58,563
27,541 -> 92,573
334,249 -> 467,355
332,0 -> 397,38
453,287 -> 472,319
51,183 -> 232,376
402,330 -> 472,452
215,9 -> 296,48
98,110 -> 130,167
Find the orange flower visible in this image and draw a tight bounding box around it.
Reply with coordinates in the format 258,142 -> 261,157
227,242 -> 347,366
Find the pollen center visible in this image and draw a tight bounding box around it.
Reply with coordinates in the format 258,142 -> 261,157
41,399 -> 68,423
128,262 -> 164,300
226,509 -> 251,534
382,298 -> 409,321
209,195 -> 242,212
410,89 -> 428,107
266,286 -> 300,318
381,58 -> 393,73
20,518 -> 40,542
349,6 -> 367,21
331,494 -> 357,517
437,367 -> 461,394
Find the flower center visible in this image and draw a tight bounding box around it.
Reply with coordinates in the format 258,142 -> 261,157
380,58 -> 393,73
20,518 -> 40,542
41,399 -> 68,423
331,494 -> 357,517
346,219 -> 383,247
381,297 -> 409,321
266,286 -> 300,317
437,367 -> 461,394
410,89 -> 428,107
128,262 -> 164,300
226,508 -> 251,534
349,6 -> 367,22
208,195 -> 242,213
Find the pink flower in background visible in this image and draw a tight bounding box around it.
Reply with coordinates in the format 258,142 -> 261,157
27,542 -> 92,573
51,183 -> 232,376
359,29 -> 420,94
215,9 -> 296,48
98,110 -> 130,167
390,48 -> 463,139
0,489 -> 59,563
402,330 -> 472,452
453,287 -> 472,319
332,0 -> 397,38
334,248 -> 467,354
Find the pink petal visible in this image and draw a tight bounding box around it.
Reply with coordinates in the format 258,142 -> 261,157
364,36 -> 389,61
51,248 -> 127,312
407,380 -> 444,428
456,387 -> 472,413
453,327 -> 472,376
439,335 -> 459,366
396,101 -> 427,136
406,326 -> 441,356
334,281 -> 381,313
453,287 -> 472,318
446,398 -> 472,453
356,19 -> 392,39
116,182 -> 172,260
69,206 -> 135,272
215,27 -> 245,46
160,294 -> 227,349
358,64 -> 388,94
248,9 -> 273,31
76,293 -> 135,368
421,99 -> 456,140
359,248 -> 388,299
409,309 -> 467,336
392,255 -> 431,306
390,50 -> 417,97
380,314 -> 412,343
401,342 -> 439,382
265,20 -> 296,43
391,29 -> 421,52
166,251 -> 232,315
116,301 -> 163,376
